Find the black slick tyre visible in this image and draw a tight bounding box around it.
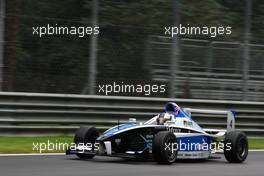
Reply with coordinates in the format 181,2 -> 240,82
153,131 -> 177,164
224,130 -> 248,163
74,126 -> 99,159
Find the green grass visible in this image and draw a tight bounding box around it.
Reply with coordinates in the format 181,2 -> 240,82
0,136 -> 263,154
0,136 -> 73,154
248,138 -> 264,149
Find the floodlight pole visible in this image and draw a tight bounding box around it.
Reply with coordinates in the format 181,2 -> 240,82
0,0 -> 5,91
242,0 -> 252,101
83,0 -> 99,94
169,0 -> 181,98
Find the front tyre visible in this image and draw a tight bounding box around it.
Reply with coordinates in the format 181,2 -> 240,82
74,126 -> 99,159
224,130 -> 248,163
153,131 -> 177,164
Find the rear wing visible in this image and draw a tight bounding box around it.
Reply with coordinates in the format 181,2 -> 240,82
183,108 -> 235,132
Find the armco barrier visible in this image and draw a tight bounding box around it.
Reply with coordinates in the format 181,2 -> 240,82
0,92 -> 263,136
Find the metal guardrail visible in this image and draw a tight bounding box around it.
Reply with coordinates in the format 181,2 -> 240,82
151,68 -> 264,101
0,92 -> 264,136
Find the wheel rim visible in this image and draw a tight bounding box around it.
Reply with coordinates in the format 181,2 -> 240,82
237,138 -> 247,158
165,138 -> 176,161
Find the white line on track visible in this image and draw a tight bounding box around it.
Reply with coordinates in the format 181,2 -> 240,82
249,149 -> 264,152
0,153 -> 65,157
0,150 -> 264,157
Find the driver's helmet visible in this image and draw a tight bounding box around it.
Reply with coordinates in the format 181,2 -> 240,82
157,102 -> 180,125
164,102 -> 181,115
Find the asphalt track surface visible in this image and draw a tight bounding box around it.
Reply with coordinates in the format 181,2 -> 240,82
0,152 -> 263,176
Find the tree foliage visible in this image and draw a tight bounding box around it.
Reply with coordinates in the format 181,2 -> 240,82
3,0 -> 264,93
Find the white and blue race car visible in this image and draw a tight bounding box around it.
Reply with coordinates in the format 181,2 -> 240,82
66,102 -> 248,164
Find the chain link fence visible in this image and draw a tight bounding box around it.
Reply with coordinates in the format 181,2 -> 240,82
146,36 -> 264,101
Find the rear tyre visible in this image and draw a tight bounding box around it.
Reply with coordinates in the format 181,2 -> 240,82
153,131 -> 177,164
224,130 -> 248,163
74,126 -> 99,159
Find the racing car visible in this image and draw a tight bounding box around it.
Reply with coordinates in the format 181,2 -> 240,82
66,102 -> 248,164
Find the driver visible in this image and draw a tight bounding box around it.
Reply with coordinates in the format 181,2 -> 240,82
157,102 -> 181,125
